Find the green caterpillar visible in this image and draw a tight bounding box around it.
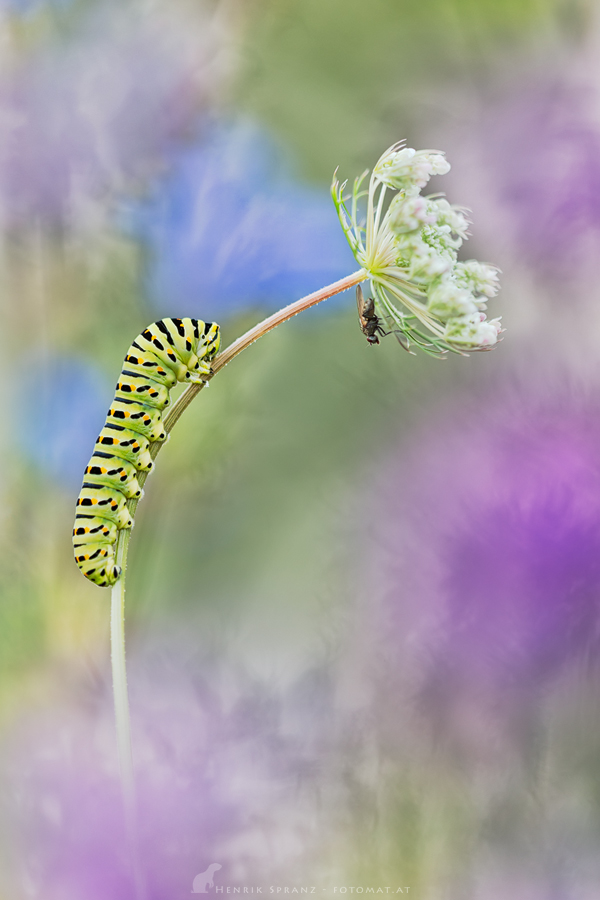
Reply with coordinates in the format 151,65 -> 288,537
73,317 -> 221,588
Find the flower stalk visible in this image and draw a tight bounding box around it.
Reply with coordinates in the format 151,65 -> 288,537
110,537 -> 145,900
108,268 -> 367,894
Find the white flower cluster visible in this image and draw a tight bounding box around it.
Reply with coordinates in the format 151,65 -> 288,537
332,142 -> 502,354
374,146 -> 451,192
384,151 -> 501,348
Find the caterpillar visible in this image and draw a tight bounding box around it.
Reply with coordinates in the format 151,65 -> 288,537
73,317 -> 221,588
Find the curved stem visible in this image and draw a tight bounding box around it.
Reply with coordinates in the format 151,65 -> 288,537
213,268 -> 367,372
108,267 -> 367,888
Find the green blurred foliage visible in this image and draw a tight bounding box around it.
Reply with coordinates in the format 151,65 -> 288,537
236,0 -> 574,180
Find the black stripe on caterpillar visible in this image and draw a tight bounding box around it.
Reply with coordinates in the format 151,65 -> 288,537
73,317 -> 221,587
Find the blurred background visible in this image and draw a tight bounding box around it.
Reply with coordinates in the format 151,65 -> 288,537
1,0 -> 600,897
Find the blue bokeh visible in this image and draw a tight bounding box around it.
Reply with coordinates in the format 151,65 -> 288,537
124,119 -> 356,320
16,358 -> 111,489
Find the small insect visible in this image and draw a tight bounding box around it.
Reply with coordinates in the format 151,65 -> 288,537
73,317 -> 221,588
356,285 -> 387,345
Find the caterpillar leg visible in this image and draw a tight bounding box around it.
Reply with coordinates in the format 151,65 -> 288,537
186,359 -> 214,383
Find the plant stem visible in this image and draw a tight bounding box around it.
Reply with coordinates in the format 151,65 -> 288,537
110,526 -> 147,899
108,266 -> 367,886
214,268 -> 367,372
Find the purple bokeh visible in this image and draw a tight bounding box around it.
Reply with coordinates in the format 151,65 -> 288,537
4,645 -> 342,898
10,702 -> 236,900
0,3 -> 219,228
486,83 -> 600,282
372,392 -> 600,741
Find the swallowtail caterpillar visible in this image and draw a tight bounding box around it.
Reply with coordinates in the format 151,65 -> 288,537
73,317 -> 221,587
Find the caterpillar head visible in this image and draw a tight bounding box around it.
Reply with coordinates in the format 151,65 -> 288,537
195,323 -> 221,362
204,324 -> 221,359
105,564 -> 121,585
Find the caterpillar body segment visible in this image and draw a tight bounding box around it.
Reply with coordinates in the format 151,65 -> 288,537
76,486 -> 133,528
74,317 -> 221,588
95,425 -> 154,471
73,542 -> 120,586
72,515 -> 120,588
123,354 -> 178,388
84,454 -> 142,499
73,527 -> 121,586
73,516 -> 118,544
106,397 -> 167,442
115,372 -> 171,410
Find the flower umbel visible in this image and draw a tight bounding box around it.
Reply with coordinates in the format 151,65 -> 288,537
332,142 -> 501,355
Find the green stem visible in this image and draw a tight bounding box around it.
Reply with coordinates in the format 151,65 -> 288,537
110,526 -> 146,899
108,267 -> 367,887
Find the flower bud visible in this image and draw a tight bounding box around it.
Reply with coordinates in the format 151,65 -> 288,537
389,194 -> 436,234
427,280 -> 479,320
428,198 -> 470,246
444,313 -> 502,347
454,260 -> 500,298
405,238 -> 455,281
374,147 -> 450,192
